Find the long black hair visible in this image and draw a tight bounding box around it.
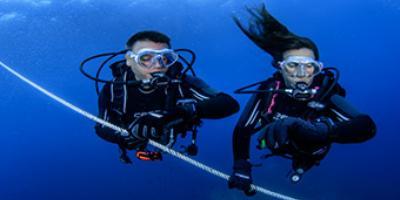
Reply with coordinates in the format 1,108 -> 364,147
233,4 -> 319,66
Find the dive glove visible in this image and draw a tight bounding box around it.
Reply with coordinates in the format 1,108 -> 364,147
122,111 -> 184,149
176,98 -> 198,120
228,159 -> 256,196
129,110 -> 185,141
122,101 -> 197,149
258,117 -> 331,151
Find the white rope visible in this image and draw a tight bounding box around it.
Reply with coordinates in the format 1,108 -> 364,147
0,60 -> 299,200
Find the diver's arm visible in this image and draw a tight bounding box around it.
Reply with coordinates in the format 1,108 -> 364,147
229,92 -> 264,195
327,95 -> 376,143
233,93 -> 266,161
94,84 -> 127,145
228,82 -> 272,195
184,76 -> 240,119
195,92 -> 239,118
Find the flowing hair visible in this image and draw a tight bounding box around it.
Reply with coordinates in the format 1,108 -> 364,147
234,4 -> 319,66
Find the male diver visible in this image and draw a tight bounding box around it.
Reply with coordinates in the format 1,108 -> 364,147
92,31 -> 239,162
228,5 -> 376,196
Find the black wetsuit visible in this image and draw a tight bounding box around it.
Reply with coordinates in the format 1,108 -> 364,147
233,72 -> 376,162
95,72 -> 239,149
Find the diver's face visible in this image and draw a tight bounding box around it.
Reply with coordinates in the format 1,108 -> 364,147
280,48 -> 317,88
125,40 -> 169,80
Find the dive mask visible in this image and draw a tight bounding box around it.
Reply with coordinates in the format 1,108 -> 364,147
278,56 -> 323,78
127,48 -> 179,69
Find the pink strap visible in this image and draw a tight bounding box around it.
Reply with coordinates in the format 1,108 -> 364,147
267,81 -> 281,114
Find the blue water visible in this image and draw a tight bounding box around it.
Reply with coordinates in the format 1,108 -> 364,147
0,0 -> 399,199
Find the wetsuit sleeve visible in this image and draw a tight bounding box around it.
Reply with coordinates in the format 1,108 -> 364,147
232,92 -> 267,161
94,83 -> 126,145
326,94 -> 376,143
184,76 -> 240,119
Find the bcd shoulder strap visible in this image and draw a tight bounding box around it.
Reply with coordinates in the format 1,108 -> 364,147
109,62 -> 133,117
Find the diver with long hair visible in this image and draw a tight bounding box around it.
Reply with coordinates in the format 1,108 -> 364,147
228,4 -> 376,195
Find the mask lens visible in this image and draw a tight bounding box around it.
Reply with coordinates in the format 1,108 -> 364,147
308,62 -> 321,74
161,52 -> 178,67
138,52 -> 157,68
280,57 -> 322,77
134,49 -> 178,69
139,54 -> 154,64
283,62 -> 299,74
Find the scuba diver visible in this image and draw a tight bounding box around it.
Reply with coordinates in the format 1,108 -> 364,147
227,4 -> 376,196
81,31 -> 239,163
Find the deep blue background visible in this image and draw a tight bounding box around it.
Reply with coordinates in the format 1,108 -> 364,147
0,0 -> 399,199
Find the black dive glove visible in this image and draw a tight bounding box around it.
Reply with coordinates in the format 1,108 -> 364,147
228,159 -> 256,196
176,98 -> 198,120
121,132 -> 147,150
258,117 -> 331,151
123,111 -> 185,149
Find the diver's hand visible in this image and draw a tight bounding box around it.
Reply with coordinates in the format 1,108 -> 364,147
258,117 -> 330,151
228,159 -> 256,196
121,128 -> 147,150
176,99 -> 198,120
129,111 -> 185,140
